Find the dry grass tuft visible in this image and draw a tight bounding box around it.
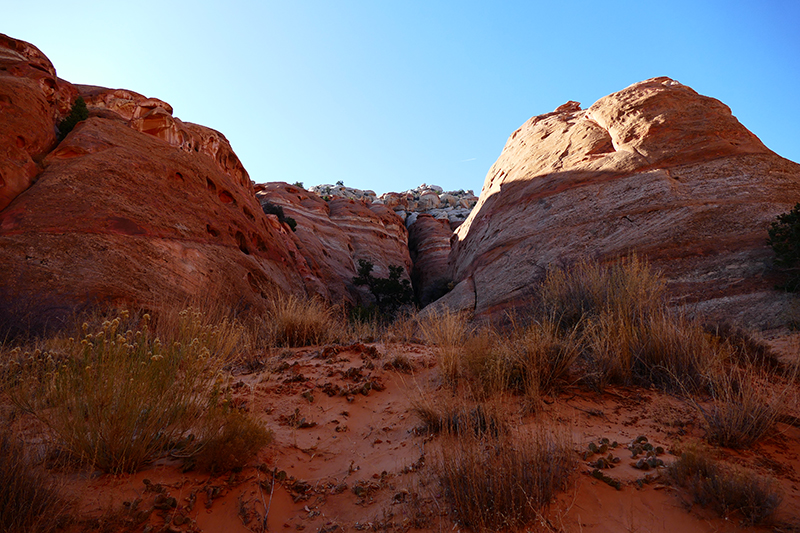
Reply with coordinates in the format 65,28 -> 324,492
190,407 -> 272,474
537,256 -> 729,391
412,394 -> 506,437
262,293 -> 342,347
434,422 -> 574,532
8,309 -> 268,474
0,429 -> 69,533
696,365 -> 789,449
417,308 -> 472,384
539,255 -> 665,329
667,444 -> 782,525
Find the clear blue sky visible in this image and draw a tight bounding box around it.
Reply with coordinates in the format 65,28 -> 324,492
5,1 -> 799,195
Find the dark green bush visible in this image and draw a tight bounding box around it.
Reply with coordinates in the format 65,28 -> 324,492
262,201 -> 297,232
58,96 -> 88,140
353,259 -> 413,320
768,203 -> 800,291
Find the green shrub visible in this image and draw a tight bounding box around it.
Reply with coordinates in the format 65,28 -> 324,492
768,203 -> 800,291
261,201 -> 297,232
58,96 -> 88,140
353,259 -> 413,320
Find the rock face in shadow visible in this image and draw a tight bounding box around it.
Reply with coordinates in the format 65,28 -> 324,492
255,183 -> 411,307
443,77 -> 800,328
407,214 -> 452,306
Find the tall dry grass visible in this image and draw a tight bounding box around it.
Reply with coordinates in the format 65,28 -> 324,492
260,293 -> 342,347
416,308 -> 472,384
538,256 -> 730,391
667,444 -> 782,525
696,364 -> 790,449
539,255 -> 665,329
0,429 -> 69,533
434,421 -> 574,532
9,309 -> 268,474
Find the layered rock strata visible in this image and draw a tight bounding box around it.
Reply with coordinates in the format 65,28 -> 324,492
0,34 -> 364,330
255,183 -> 412,306
443,77 -> 800,328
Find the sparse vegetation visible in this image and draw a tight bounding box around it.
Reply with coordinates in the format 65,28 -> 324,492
768,202 -> 800,291
667,444 -> 782,525
696,364 -> 788,449
58,96 -> 88,140
190,406 -> 272,473
262,292 -> 341,347
434,422 -> 574,532
261,200 -> 297,232
8,309 -> 267,474
353,259 -> 413,320
0,429 -> 69,533
538,256 -> 726,391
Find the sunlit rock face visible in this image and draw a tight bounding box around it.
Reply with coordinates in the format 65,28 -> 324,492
256,183 -> 412,307
0,34 -> 321,331
0,34 -> 76,212
442,77 -> 800,328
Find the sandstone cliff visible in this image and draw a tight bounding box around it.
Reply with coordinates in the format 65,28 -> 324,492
443,77 -> 800,328
0,34 -> 410,330
255,182 -> 411,307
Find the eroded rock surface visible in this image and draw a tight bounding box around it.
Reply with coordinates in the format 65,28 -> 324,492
256,183 -> 411,306
408,214 -> 453,306
0,34 -> 325,330
444,77 -> 800,328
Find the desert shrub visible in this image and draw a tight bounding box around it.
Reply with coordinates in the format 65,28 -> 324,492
667,444 -> 781,525
58,96 -> 88,140
435,423 -> 574,532
416,308 -> 472,384
768,202 -> 800,291
412,394 -> 506,437
0,430 -> 69,533
10,310 -> 250,473
696,365 -> 787,448
261,201 -> 297,232
264,293 -> 340,347
538,255 -> 665,329
705,322 -> 782,370
499,319 -> 581,407
190,407 -> 272,473
539,257 -> 726,391
581,308 -> 725,390
353,259 -> 413,320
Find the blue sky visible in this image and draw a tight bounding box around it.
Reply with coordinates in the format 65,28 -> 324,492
5,1 -> 799,195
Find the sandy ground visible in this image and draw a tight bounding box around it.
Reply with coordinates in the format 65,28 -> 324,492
11,341 -> 800,533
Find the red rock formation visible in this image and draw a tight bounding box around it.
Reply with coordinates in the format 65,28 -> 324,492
445,77 -> 800,328
408,214 -> 452,306
256,183 -> 412,306
0,34 -> 76,212
0,34 -> 325,330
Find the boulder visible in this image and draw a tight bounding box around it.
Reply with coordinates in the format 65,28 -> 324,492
444,77 -> 800,328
